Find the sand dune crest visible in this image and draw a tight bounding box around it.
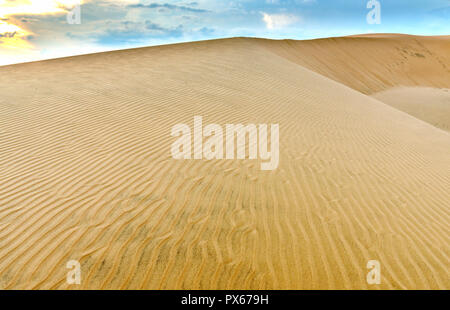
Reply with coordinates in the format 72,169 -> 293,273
0,35 -> 449,290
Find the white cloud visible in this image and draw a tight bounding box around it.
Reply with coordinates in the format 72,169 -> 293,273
261,12 -> 300,30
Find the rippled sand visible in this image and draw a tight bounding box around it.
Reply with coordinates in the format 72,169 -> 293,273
0,35 -> 449,289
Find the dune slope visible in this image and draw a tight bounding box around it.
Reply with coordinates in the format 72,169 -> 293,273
0,37 -> 449,289
372,87 -> 450,132
259,34 -> 450,131
258,34 -> 450,94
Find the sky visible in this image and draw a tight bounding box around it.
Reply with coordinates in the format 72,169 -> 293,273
0,0 -> 449,66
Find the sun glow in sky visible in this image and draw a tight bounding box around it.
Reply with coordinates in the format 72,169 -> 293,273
0,0 -> 81,15
0,19 -> 32,49
0,0 -> 86,63
0,0 -> 448,66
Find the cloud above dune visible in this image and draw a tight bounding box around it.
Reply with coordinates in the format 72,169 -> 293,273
127,3 -> 210,13
0,31 -> 17,38
0,0 -> 83,16
261,12 -> 300,29
1,0 -> 449,66
0,0 -> 86,53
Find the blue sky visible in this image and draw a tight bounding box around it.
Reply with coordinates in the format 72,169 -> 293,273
0,0 -> 449,65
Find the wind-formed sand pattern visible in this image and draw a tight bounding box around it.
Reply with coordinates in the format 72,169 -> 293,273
0,34 -> 449,289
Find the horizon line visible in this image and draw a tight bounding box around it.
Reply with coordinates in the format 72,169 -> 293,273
1,32 -> 449,68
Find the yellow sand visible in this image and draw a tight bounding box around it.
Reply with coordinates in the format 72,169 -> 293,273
0,35 -> 449,290
372,87 -> 450,132
258,34 -> 450,94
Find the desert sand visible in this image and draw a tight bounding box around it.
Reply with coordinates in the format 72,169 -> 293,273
372,87 -> 450,132
0,34 -> 449,289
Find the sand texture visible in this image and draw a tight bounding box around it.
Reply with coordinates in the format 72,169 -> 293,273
0,35 -> 449,289
372,87 -> 450,132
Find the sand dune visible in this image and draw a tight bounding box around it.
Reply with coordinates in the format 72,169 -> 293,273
0,35 -> 449,290
258,34 -> 450,94
372,87 -> 450,132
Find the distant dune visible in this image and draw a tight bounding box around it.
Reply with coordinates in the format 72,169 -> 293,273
258,34 -> 450,94
0,34 -> 449,289
372,87 -> 450,132
257,34 -> 450,131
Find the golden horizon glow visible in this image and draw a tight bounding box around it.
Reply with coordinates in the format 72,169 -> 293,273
0,19 -> 33,50
0,1 -> 84,52
0,1 -> 83,16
